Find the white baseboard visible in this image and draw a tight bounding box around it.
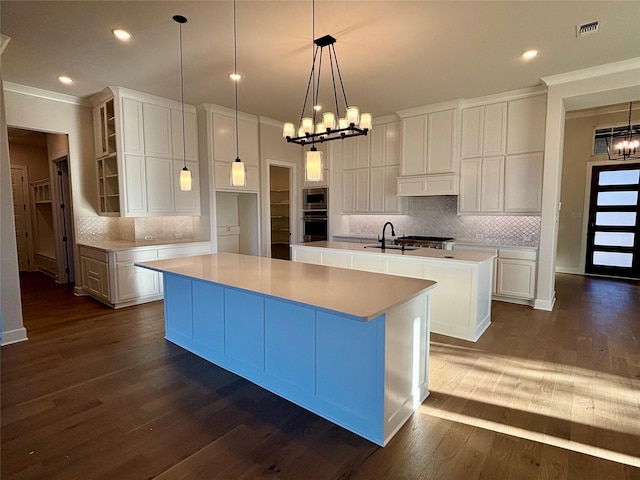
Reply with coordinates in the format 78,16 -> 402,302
534,296 -> 556,311
1,327 -> 28,346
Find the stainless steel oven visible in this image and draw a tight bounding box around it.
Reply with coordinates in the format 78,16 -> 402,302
303,187 -> 328,210
302,210 -> 328,242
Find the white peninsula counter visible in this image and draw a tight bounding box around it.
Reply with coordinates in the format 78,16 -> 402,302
291,241 -> 496,342
136,253 -> 436,446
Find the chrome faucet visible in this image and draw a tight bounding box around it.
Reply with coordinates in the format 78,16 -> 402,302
379,222 -> 396,249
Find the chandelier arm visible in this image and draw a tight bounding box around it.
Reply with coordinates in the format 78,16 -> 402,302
328,45 -> 341,119
314,46 -> 324,125
330,43 -> 349,108
298,47 -> 319,125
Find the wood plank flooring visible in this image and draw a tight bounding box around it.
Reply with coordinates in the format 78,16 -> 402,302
2,272 -> 639,479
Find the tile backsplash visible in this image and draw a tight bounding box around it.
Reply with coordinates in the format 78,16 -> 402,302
76,216 -> 197,243
348,196 -> 540,247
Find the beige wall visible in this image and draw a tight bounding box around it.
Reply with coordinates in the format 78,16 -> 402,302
8,142 -> 49,181
557,108 -> 634,272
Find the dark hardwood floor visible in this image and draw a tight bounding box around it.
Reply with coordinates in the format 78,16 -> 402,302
2,271 -> 639,479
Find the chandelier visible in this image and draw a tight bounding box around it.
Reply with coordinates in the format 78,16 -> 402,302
607,101 -> 640,161
282,1 -> 371,181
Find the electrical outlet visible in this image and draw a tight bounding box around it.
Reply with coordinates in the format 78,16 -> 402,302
144,235 -> 153,240
175,233 -> 183,239
523,234 -> 531,242
475,233 -> 484,240
356,229 -> 362,234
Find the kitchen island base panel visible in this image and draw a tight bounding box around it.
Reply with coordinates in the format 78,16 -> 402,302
161,272 -> 431,446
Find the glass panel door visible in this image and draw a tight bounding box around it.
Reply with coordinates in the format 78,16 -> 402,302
585,163 -> 640,278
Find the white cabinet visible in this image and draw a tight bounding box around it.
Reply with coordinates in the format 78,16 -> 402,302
90,87 -> 201,217
79,242 -> 210,308
400,108 -> 456,176
339,119 -> 406,214
207,105 -> 260,192
397,106 -> 457,197
495,249 -> 537,300
458,93 -> 546,215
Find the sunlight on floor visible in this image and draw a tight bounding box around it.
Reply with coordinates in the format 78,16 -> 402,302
421,341 -> 640,468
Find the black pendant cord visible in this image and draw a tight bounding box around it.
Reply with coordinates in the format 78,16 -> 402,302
234,0 -> 240,162
311,0 -> 316,128
174,15 -> 188,170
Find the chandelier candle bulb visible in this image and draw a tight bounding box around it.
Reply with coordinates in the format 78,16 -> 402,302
283,122 -> 295,138
298,126 -> 306,138
347,106 -> 360,125
323,112 -> 336,130
231,160 -> 246,186
360,113 -> 372,130
338,117 -> 349,130
302,117 -> 314,134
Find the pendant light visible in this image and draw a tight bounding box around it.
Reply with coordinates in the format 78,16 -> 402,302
230,0 -> 246,186
607,102 -> 640,161
283,0 -> 372,182
173,14 -> 192,192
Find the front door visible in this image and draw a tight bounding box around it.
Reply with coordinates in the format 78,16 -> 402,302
585,163 -> 640,279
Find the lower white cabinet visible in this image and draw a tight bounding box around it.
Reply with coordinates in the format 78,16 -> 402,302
495,249 -> 537,300
79,241 -> 210,308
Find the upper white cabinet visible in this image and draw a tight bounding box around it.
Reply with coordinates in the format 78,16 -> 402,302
458,92 -> 546,214
202,104 -> 260,192
339,117 -> 407,214
91,86 -> 201,217
396,102 -> 458,197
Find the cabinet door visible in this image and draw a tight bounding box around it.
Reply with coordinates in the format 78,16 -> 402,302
385,121 -> 401,166
356,135 -> 370,168
483,102 -> 507,156
401,115 -> 426,176
496,258 -> 536,299
121,98 -> 144,155
116,262 -> 159,302
355,169 -> 370,212
93,105 -> 107,158
238,118 -> 260,166
123,154 -> 147,216
173,159 -> 200,214
370,125 -> 385,167
145,157 -> 174,214
504,152 -> 543,213
81,257 -> 110,301
384,165 -> 402,213
342,170 -> 356,213
212,113 -> 236,162
369,167 -> 385,212
460,107 -> 483,159
507,95 -> 547,154
459,158 -> 481,212
171,110 -> 198,161
143,103 -> 172,158
426,109 -> 455,174
480,156 -> 504,212
342,140 -> 356,170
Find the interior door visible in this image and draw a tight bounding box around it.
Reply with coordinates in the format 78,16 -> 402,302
585,163 -> 640,279
10,165 -> 34,271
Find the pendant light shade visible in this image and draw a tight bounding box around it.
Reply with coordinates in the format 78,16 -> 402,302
173,14 -> 192,192
305,147 -> 323,182
231,159 -> 246,186
229,0 -> 246,187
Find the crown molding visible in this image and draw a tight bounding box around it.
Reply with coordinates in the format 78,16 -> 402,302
2,82 -> 91,107
542,58 -> 640,87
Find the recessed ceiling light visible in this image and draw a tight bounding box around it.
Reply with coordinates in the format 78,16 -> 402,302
112,29 -> 132,41
58,76 -> 73,84
522,49 -> 539,60
229,73 -> 241,81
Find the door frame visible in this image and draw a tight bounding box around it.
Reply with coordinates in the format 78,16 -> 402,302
262,159 -> 297,258
580,159 -> 640,275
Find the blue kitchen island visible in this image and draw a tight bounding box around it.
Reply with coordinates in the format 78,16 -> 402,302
136,253 -> 436,446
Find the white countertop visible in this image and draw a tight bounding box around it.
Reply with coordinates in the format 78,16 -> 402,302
136,253 -> 436,321
78,239 -> 209,252
298,241 -> 496,264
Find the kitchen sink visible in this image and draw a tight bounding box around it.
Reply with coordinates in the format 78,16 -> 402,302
363,244 -> 419,251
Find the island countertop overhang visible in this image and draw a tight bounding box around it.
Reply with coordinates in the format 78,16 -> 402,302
136,253 -> 436,321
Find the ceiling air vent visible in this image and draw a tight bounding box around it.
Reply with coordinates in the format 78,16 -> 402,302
577,21 -> 600,37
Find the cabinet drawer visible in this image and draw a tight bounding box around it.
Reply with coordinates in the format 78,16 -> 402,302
498,249 -> 536,261
114,248 -> 158,263
79,247 -> 108,262
158,243 -> 211,259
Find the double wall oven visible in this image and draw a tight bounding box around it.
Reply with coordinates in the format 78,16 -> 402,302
302,188 -> 328,242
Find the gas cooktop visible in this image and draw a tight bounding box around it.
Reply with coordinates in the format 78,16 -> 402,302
396,235 -> 454,242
